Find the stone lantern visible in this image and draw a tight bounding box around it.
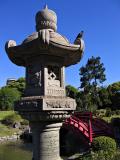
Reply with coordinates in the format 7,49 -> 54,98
5,5 -> 84,160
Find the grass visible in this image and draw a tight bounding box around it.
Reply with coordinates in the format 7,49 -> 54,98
94,109 -> 120,123
0,111 -> 25,137
3,113 -> 23,123
0,111 -> 24,123
102,115 -> 120,123
0,111 -> 14,121
0,123 -> 19,137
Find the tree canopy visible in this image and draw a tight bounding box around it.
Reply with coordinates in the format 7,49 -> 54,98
0,77 -> 25,110
79,56 -> 106,111
108,81 -> 120,94
7,77 -> 25,95
107,81 -> 120,109
66,85 -> 79,99
0,87 -> 21,110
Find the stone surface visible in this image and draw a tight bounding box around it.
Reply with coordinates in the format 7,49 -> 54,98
31,123 -> 62,160
15,96 -> 76,111
5,5 -> 84,160
35,5 -> 57,32
5,4 -> 84,68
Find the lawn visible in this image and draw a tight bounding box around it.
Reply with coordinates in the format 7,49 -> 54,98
0,111 -> 14,121
0,123 -> 19,137
102,115 -> 120,123
0,111 -> 23,137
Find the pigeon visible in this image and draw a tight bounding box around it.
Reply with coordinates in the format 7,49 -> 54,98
74,31 -> 84,45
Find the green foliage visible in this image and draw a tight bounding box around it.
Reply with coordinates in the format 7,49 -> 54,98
0,111 -> 28,136
7,77 -> 25,95
0,123 -> 19,137
105,108 -> 112,117
92,136 -> 116,152
0,87 -> 21,110
80,56 -> 106,92
81,153 -> 93,160
66,81 -> 120,111
0,112 -> 22,137
102,114 -> 120,123
66,85 -> 79,99
1,111 -> 28,126
20,119 -> 29,125
0,111 -> 14,121
113,150 -> 120,160
81,150 -> 120,160
81,151 -> 113,160
107,82 -> 120,110
79,56 -> 106,111
98,87 -> 111,108
77,92 -> 97,112
81,151 -> 120,160
65,85 -> 86,111
2,112 -> 22,126
108,82 -> 120,93
94,109 -> 106,117
90,136 -> 116,160
0,77 -> 25,111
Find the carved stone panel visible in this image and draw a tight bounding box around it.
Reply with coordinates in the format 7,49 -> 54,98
47,88 -> 65,96
47,65 -> 60,87
43,97 -> 76,111
45,65 -> 65,96
15,96 -> 76,111
26,65 -> 42,88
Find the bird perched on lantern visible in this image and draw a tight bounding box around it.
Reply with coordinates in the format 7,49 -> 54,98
74,31 -> 85,51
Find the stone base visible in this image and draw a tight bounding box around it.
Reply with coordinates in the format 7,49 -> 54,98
15,96 -> 76,112
31,122 -> 63,160
15,96 -> 76,122
15,96 -> 76,160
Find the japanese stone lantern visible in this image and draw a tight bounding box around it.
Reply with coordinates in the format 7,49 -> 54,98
5,5 -> 84,160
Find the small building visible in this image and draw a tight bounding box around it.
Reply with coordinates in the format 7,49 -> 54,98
6,78 -> 16,85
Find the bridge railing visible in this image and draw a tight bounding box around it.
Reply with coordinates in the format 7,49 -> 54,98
63,112 -> 114,143
64,112 -> 93,143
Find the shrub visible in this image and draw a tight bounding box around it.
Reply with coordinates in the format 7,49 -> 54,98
91,136 -> 116,159
111,110 -> 116,115
0,111 -> 14,121
81,137 -> 119,160
0,87 -> 21,110
82,151 -> 120,160
92,136 -> 116,152
113,150 -> 120,160
105,108 -> 112,117
20,119 -> 29,125
115,110 -> 120,115
94,109 -> 106,117
2,112 -> 22,126
0,123 -> 18,137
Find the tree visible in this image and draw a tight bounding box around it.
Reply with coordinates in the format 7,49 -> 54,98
0,87 -> 21,110
7,77 -> 25,95
108,81 -> 120,94
98,87 -> 111,108
66,85 -> 79,99
79,56 -> 106,111
76,91 -> 93,111
108,81 -> 120,109
66,85 -> 82,111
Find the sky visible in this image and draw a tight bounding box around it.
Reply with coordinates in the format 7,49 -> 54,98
0,0 -> 120,88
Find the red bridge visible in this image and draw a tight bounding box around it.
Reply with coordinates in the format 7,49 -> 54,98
63,112 -> 114,143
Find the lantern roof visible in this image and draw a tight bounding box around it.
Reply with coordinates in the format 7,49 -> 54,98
5,6 -> 84,67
